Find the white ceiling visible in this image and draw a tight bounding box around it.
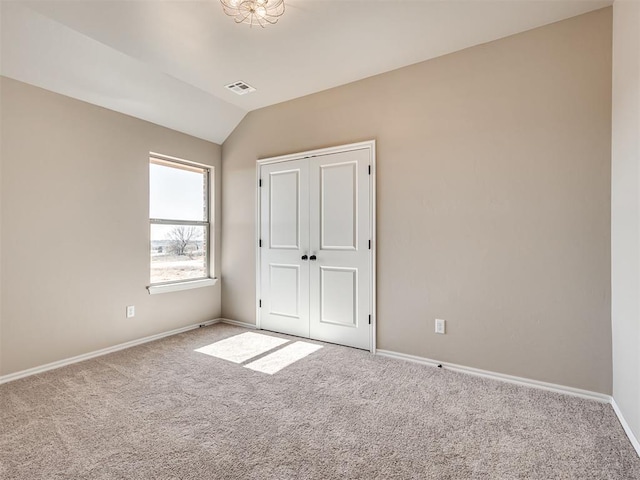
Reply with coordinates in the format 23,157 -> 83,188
1,0 -> 610,144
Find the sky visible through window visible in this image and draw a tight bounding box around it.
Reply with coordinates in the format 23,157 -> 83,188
150,163 -> 205,221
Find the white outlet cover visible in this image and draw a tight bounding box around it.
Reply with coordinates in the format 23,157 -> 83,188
126,305 -> 135,318
435,318 -> 446,334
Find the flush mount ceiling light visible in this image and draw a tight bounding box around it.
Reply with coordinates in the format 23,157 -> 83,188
220,0 -> 285,28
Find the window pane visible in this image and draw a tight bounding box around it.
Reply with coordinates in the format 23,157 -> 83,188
150,224 -> 207,284
150,161 -> 206,221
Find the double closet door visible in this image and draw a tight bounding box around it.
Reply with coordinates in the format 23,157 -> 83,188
258,146 -> 373,351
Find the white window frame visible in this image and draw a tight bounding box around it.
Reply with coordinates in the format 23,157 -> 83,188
147,153 -> 217,295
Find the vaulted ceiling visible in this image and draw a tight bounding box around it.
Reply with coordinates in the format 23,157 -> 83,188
1,0 -> 610,143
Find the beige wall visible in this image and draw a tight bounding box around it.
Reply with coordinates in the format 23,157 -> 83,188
612,1 -> 640,441
222,9 -> 613,393
0,77 -> 222,375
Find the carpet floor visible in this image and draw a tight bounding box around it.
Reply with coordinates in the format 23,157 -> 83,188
1,323 -> 639,479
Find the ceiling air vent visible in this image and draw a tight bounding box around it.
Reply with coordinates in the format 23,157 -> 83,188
225,81 -> 256,95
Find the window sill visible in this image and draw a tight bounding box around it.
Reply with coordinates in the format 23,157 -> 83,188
147,278 -> 218,295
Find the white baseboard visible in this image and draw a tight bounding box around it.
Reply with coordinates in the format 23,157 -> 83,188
217,318 -> 259,329
611,398 -> 640,458
376,349 -> 611,403
0,318 -> 221,385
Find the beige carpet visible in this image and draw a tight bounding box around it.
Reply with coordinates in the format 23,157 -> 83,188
1,323 -> 639,479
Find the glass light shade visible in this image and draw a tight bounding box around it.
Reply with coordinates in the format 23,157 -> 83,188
220,0 -> 285,28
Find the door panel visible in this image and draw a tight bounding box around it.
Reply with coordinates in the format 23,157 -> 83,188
320,162 -> 357,250
269,170 -> 300,249
309,149 -> 371,350
320,266 -> 357,327
260,160 -> 310,338
269,264 -> 300,318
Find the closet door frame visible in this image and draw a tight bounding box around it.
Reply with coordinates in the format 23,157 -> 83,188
255,140 -> 377,354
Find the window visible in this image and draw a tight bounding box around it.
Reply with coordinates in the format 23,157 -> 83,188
149,155 -> 213,289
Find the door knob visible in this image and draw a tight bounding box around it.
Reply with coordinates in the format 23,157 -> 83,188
301,255 -> 308,261
309,255 -> 317,261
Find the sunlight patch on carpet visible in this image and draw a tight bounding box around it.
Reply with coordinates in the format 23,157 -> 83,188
195,332 -> 288,363
244,341 -> 323,375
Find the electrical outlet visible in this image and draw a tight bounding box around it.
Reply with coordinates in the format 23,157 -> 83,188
435,318 -> 446,334
126,305 -> 135,318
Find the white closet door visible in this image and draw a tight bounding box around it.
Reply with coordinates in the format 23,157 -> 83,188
260,159 -> 310,338
308,149 -> 371,350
